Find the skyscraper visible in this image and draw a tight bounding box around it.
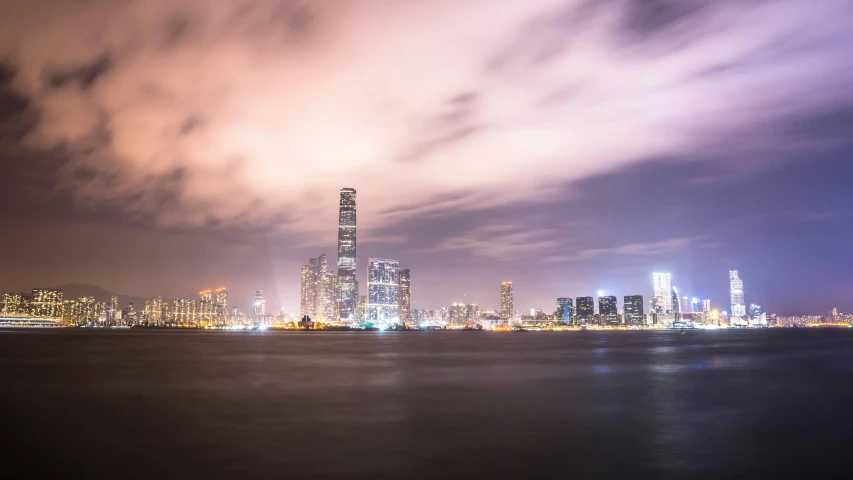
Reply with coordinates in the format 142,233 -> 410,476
653,273 -> 673,313
254,290 -> 265,316
702,299 -> 711,314
399,269 -> 411,325
557,298 -> 573,323
500,282 -> 513,320
337,188 -> 358,320
624,295 -> 644,325
367,258 -> 399,325
729,270 -> 746,318
576,296 -> 594,322
671,288 -> 681,315
599,295 -> 618,325
300,265 -> 315,318
215,288 -> 228,322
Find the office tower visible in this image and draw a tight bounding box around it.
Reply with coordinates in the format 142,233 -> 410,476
683,296 -> 690,313
702,299 -> 711,314
337,188 -> 358,319
254,290 -> 266,316
624,295 -> 644,325
300,265 -> 315,317
653,272 -> 673,313
671,288 -> 681,314
599,295 -> 618,325
500,282 -> 513,320
215,288 -> 228,322
367,258 -> 400,325
318,270 -> 339,321
598,296 -> 617,315
729,270 -> 746,317
107,295 -> 118,325
557,298 -> 573,323
356,295 -> 367,322
399,269 -> 411,325
576,296 -> 594,323
29,288 -> 63,320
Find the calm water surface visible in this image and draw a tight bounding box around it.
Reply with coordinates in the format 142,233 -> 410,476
2,329 -> 852,479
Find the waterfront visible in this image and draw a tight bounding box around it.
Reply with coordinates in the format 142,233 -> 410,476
2,329 -> 852,479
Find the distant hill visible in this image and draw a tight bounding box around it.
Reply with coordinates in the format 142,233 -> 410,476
52,283 -> 153,309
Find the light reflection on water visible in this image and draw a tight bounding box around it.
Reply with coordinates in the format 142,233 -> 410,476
1,328 -> 852,479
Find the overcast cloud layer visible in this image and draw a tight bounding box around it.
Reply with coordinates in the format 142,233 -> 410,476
2,0 -> 852,238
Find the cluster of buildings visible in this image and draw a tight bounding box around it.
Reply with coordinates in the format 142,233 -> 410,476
0,286 -> 297,328
298,188 -> 414,327
2,188 -> 849,331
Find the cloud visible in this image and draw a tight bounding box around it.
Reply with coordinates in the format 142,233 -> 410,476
1,0 -> 852,237
551,236 -> 699,263
425,224 -> 560,259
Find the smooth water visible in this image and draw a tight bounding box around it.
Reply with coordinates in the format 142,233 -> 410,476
2,329 -> 852,479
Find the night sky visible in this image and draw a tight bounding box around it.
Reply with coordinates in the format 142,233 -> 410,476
1,0 -> 852,315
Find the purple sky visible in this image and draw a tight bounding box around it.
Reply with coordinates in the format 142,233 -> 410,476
2,0 -> 853,315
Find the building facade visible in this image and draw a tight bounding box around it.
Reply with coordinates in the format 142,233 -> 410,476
29,288 -> 63,320
500,282 -> 513,320
398,268 -> 411,325
557,297 -> 573,323
367,258 -> 399,325
576,296 -> 594,322
336,188 -> 358,320
624,295 -> 644,325
730,270 -> 746,318
653,272 -> 673,313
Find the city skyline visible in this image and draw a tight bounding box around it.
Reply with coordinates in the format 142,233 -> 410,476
2,1 -> 853,315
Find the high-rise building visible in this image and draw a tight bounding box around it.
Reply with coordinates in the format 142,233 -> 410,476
337,188 -> 358,319
356,295 -> 367,322
254,290 -> 265,316
576,296 -> 594,322
107,295 -> 118,325
598,296 -> 617,315
653,273 -> 673,313
29,288 -> 63,320
215,288 -> 228,322
318,271 -> 339,321
399,269 -> 411,325
729,270 -> 746,318
367,258 -> 399,325
624,295 -> 644,325
702,299 -> 711,314
671,288 -> 681,314
300,265 -> 315,317
500,282 -> 513,320
557,298 -> 573,323
599,295 -> 618,325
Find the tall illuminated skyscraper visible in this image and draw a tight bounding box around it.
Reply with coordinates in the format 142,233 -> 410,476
702,299 -> 711,314
215,288 -> 228,322
500,282 -> 513,320
337,188 -> 357,319
254,290 -> 265,316
599,295 -> 618,325
729,270 -> 746,317
653,273 -> 673,313
399,269 -> 411,325
367,258 -> 399,325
